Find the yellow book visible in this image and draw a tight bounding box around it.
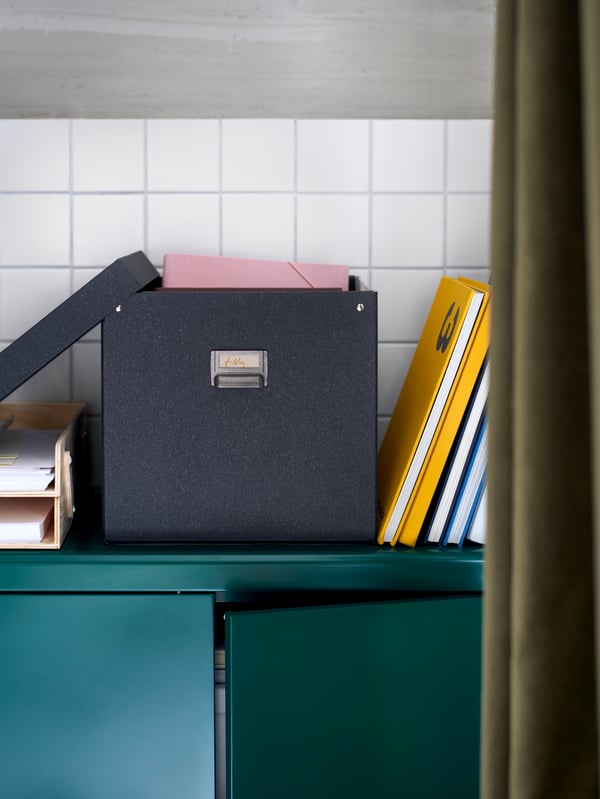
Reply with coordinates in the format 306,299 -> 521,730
377,276 -> 491,546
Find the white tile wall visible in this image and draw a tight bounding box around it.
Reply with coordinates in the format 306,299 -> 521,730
371,195 -> 444,266
372,120 -> 445,192
221,120 -> 294,191
147,194 -> 220,265
147,120 -> 220,192
297,120 -> 369,192
446,194 -> 491,267
447,120 -> 493,192
0,120 -> 70,191
222,194 -> 295,260
73,194 -> 145,266
72,120 -> 145,192
0,195 -> 70,266
297,194 -> 369,266
0,119 -> 492,487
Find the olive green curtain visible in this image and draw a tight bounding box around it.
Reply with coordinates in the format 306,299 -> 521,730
482,0 -> 600,796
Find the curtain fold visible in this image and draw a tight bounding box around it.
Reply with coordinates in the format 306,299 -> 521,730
582,0 -> 600,779
482,0 -> 599,795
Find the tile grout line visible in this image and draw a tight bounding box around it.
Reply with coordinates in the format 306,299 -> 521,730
0,189 -> 490,197
293,119 -> 298,261
218,119 -> 224,256
68,119 -> 75,402
443,119 -> 448,274
143,119 -> 149,261
368,119 -> 373,288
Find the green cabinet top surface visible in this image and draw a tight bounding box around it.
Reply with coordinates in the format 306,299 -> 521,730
0,499 -> 484,597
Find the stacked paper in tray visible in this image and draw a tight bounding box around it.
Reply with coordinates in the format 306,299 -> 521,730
0,497 -> 54,542
0,428 -> 59,491
0,427 -> 60,543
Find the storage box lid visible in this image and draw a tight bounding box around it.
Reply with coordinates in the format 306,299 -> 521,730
0,251 -> 159,401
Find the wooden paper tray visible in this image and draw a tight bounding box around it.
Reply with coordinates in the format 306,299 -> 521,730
0,402 -> 86,549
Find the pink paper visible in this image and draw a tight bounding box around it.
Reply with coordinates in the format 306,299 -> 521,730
162,253 -> 349,291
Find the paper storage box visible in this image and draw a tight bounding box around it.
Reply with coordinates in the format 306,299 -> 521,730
102,279 -> 378,543
0,250 -> 377,544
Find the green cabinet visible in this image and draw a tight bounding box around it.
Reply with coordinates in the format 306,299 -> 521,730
0,594 -> 215,799
226,596 -> 482,799
0,513 -> 483,799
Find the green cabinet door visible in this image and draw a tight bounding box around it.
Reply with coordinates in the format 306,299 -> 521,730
0,593 -> 215,799
226,596 -> 482,799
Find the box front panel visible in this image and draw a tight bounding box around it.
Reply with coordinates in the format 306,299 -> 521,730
102,290 -> 377,542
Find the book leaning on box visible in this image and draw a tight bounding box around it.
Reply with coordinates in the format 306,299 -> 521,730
377,276 -> 490,547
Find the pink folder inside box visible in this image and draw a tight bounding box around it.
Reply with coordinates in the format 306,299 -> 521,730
162,253 -> 349,291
